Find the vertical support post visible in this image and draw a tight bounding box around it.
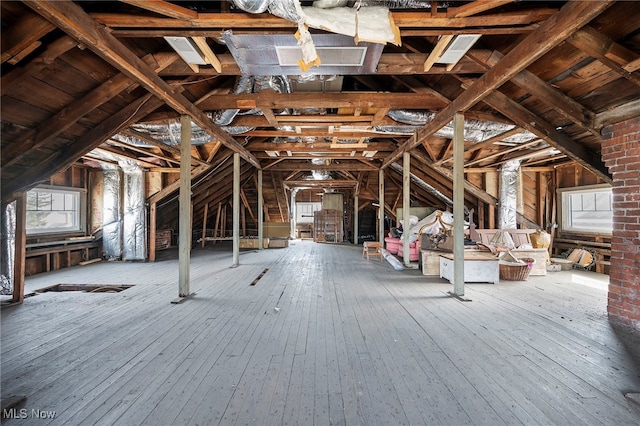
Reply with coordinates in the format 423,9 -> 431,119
353,194 -> 359,245
258,169 -> 264,249
378,169 -> 385,246
201,203 -> 208,248
232,152 -> 240,267
452,113 -> 465,296
178,115 -> 191,298
12,193 -> 26,304
403,151 -> 411,267
290,190 -> 296,239
149,202 -> 156,261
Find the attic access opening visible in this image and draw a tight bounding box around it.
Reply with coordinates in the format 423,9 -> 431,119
35,284 -> 134,294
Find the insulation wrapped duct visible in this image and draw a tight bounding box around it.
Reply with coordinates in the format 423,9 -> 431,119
120,161 -> 146,261
1,202 -> 16,295
212,75 -> 255,126
231,0 -> 270,13
102,167 -> 123,261
386,110 -> 517,143
499,160 -> 521,230
130,121 -> 214,146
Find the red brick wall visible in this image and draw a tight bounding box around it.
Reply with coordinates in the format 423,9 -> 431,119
601,117 -> 640,330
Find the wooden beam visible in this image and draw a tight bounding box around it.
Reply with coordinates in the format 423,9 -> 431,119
92,9 -> 556,29
11,194 -> 27,304
284,180 -> 358,188
448,0 -> 515,18
381,0 -> 614,169
119,0 -> 198,19
480,89 -> 611,182
178,115 -> 192,297
191,36 -> 222,73
464,139 -> 541,168
433,127 -> 523,166
1,12 -> 54,64
2,52 -> 176,168
265,162 -> 378,172
2,94 -> 159,200
423,35 -> 454,72
475,50 -> 598,136
1,35 -> 77,96
197,92 -> 447,111
594,98 -> 640,129
568,26 -> 640,87
27,0 -> 260,169
121,129 -> 209,166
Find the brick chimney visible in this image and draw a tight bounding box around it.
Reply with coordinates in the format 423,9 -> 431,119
601,117 -> 640,329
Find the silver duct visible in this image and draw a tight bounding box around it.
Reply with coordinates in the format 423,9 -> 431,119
267,0 -> 303,22
102,166 -> 123,261
212,75 -> 255,126
1,202 -> 16,295
120,161 -> 146,261
386,109 -> 517,143
231,0 -> 270,13
129,121 -> 214,146
499,159 -> 521,229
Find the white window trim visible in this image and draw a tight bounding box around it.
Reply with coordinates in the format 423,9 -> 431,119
26,185 -> 87,236
558,184 -> 612,235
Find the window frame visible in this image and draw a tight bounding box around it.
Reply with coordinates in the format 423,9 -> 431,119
26,185 -> 87,236
558,184 -> 613,235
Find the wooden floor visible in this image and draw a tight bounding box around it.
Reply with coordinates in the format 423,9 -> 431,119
2,240 -> 639,425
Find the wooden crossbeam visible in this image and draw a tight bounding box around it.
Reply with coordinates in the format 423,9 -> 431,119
27,0 -> 260,169
381,0 -> 614,169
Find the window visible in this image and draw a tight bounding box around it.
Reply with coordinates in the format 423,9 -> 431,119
296,202 -> 322,224
26,186 -> 85,235
559,185 -> 612,234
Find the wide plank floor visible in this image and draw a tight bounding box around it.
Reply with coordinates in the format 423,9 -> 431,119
2,240 -> 640,425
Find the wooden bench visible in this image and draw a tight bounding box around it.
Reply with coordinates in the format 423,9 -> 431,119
362,241 -> 383,262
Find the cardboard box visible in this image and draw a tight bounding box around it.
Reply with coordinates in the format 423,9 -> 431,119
268,239 -> 289,248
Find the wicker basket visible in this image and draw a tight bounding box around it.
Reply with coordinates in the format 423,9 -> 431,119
499,258 -> 536,281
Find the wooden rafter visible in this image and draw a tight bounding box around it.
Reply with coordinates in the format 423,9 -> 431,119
2,52 -> 178,168
1,12 -> 54,64
4,94 -> 159,198
382,0 -> 614,169
121,129 -> 209,166
470,50 -> 598,137
119,0 -> 198,20
26,0 -> 260,169
568,26 -> 640,87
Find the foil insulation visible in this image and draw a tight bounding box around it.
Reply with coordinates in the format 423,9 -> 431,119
212,75 -> 254,126
121,161 -> 146,261
385,110 -> 518,143
1,202 -> 16,295
129,121 -> 214,146
499,160 -> 521,230
231,0 -> 270,13
102,167 -> 123,261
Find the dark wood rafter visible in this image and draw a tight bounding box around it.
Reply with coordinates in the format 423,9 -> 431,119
2,52 -> 178,168
25,0 -> 261,168
382,0 -> 615,169
568,26 -> 640,88
4,93 -> 159,200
